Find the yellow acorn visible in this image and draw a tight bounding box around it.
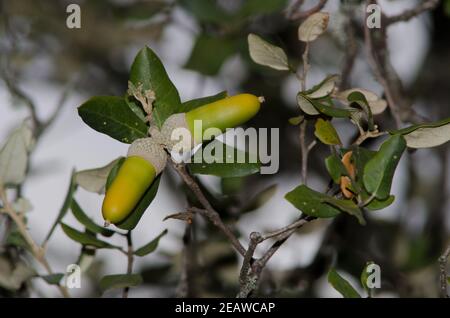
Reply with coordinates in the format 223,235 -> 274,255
102,137 -> 166,224
161,94 -> 263,152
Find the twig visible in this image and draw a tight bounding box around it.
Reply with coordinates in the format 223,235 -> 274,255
239,232 -> 261,287
353,129 -> 387,146
288,0 -> 328,20
439,245 -> 450,298
122,231 -> 134,298
385,0 -> 440,26
170,161 -> 246,257
0,187 -> 70,298
299,121 -> 316,185
176,222 -> 197,298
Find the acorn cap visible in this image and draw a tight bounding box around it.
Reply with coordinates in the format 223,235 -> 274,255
160,113 -> 198,153
127,137 -> 167,174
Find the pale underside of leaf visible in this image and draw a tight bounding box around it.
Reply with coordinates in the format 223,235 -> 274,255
0,123 -> 34,186
75,158 -> 122,194
337,88 -> 387,115
248,33 -> 289,71
298,12 -> 330,42
306,75 -> 339,99
402,124 -> 450,148
297,93 -> 320,115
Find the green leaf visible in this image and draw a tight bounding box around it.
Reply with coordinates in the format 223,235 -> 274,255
365,195 -> 395,211
75,158 -> 123,194
325,154 -> 348,184
310,96 -> 353,118
105,157 -> 126,191
390,117 -> 450,149
314,118 -> 342,145
44,171 -> 77,243
304,74 -> 339,99
297,94 -> 352,118
182,91 -> 227,112
348,91 -> 374,131
78,96 -> 148,144
363,135 -> 406,200
134,229 -> 168,256
321,197 -> 366,225
71,200 -> 115,237
129,46 -> 182,128
99,274 -> 143,293
115,175 -> 161,230
351,147 -> 376,190
41,273 -> 64,285
360,261 -> 375,292
185,35 -> 237,76
288,115 -> 304,126
60,223 -> 120,249
285,185 -> 341,218
188,141 -> 260,178
241,184 -> 277,213
248,33 -> 290,71
328,268 -> 361,298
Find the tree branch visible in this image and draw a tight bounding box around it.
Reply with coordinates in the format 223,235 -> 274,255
170,160 -> 246,257
288,0 -> 328,20
385,0 -> 440,26
439,245 -> 450,298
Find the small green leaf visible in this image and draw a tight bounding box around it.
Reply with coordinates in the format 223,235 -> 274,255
99,274 -> 143,293
363,135 -> 406,200
241,184 -> 277,213
285,185 -> 341,218
321,197 -> 366,225
360,261 -> 375,292
105,157 -> 126,191
60,223 -> 120,249
78,96 -> 148,143
189,141 -> 260,178
115,175 -> 161,230
248,33 -> 290,71
390,117 -> 450,149
41,273 -> 64,285
365,195 -> 395,211
45,171 -> 77,243
182,91 -> 227,112
288,115 -> 304,126
134,229 -> 168,256
129,46 -> 182,127
75,158 -> 122,194
71,200 -> 115,237
314,118 -> 342,145
185,35 -> 237,76
348,91 -> 374,131
310,96 -> 353,118
328,268 -> 361,298
325,154 -> 347,184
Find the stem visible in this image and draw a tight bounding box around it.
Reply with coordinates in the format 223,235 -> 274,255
122,231 -> 134,298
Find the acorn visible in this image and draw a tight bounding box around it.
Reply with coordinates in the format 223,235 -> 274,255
102,137 -> 166,224
161,94 -> 263,152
